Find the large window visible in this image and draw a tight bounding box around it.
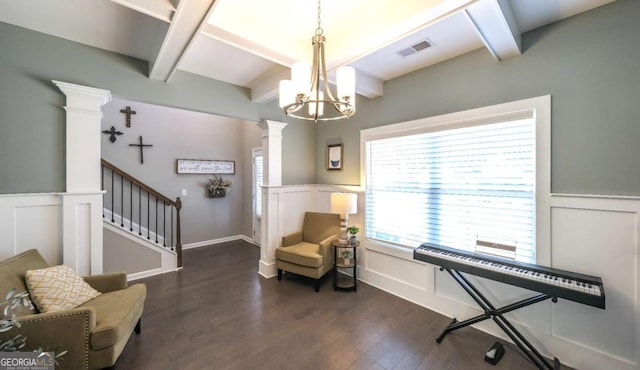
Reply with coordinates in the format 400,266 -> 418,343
362,97 -> 550,263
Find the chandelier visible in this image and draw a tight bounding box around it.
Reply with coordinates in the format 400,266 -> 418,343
278,0 -> 356,122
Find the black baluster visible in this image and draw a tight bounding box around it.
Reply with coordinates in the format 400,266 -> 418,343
155,196 -> 158,243
139,186 -> 142,236
171,207 -> 174,251
111,171 -> 115,223
120,175 -> 124,227
130,181 -> 133,232
147,191 -> 150,240
163,202 -> 166,247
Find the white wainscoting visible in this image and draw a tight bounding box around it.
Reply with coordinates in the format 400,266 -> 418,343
0,193 -> 62,265
0,192 -> 103,276
358,194 -> 640,370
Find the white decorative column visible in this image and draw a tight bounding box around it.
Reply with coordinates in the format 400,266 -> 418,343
257,120 -> 287,278
54,80 -> 111,276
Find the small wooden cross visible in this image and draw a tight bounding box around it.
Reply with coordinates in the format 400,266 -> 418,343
129,136 -> 153,164
101,126 -> 123,143
120,106 -> 136,127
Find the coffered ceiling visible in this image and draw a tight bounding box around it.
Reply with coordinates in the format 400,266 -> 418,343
0,0 -> 614,104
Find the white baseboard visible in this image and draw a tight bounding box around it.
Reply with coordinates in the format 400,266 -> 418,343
127,268 -> 162,281
182,234 -> 257,250
127,267 -> 181,281
258,259 -> 277,278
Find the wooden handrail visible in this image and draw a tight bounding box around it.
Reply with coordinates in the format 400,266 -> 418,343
101,159 -> 176,206
101,158 -> 182,268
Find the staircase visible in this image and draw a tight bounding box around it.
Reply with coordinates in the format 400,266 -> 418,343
101,159 -> 182,274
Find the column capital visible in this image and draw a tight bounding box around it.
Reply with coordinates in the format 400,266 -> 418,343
53,80 -> 111,110
257,120 -> 287,134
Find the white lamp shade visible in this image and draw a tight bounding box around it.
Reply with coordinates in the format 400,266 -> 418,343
279,80 -> 295,108
330,192 -> 357,215
291,62 -> 311,96
337,66 -> 355,101
337,66 -> 356,113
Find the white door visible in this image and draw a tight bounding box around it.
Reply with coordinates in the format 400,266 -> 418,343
252,148 -> 263,245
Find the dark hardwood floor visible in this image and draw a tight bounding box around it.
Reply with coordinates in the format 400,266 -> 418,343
115,240 -> 571,370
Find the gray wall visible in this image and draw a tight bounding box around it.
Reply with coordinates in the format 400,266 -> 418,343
315,0 -> 640,196
104,228 -> 160,274
102,98 -> 261,244
0,21 -> 314,194
3,0 -> 638,196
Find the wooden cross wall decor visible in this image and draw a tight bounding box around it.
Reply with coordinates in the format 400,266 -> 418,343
102,126 -> 123,143
120,106 -> 136,127
129,136 -> 153,164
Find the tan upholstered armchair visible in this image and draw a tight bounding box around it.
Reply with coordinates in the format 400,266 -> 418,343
276,212 -> 341,292
0,249 -> 146,370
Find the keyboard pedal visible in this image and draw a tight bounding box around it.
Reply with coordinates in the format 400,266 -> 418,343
484,342 -> 505,365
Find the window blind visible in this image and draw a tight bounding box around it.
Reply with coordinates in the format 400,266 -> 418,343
254,155 -> 263,218
365,117 -> 535,262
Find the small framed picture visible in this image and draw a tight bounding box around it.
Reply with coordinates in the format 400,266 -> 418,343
327,144 -> 343,171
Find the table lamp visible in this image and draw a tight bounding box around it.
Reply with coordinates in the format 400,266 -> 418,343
330,192 -> 357,243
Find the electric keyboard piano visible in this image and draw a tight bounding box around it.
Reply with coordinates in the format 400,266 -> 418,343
413,242 -> 606,370
414,243 -> 605,309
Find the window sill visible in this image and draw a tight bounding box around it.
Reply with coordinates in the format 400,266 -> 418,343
362,239 -> 416,261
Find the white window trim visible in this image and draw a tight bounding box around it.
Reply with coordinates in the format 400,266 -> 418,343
359,95 -> 551,265
253,147 -> 263,220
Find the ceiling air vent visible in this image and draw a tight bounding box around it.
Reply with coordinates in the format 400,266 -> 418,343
397,39 -> 434,58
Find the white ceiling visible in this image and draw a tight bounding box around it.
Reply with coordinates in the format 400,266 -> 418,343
0,0 -> 615,104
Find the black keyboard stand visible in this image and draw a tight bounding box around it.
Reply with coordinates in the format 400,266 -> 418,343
436,267 -> 561,370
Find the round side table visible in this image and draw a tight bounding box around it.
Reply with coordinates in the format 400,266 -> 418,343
332,239 -> 359,292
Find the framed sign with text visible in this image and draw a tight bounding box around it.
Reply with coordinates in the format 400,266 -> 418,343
176,159 -> 235,174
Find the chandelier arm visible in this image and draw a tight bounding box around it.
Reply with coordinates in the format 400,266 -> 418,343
319,41 -> 354,116
318,41 -> 338,104
287,101 -> 305,114
310,37 -> 320,99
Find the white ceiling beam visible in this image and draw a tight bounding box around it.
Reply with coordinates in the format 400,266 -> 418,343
202,24 -> 297,68
353,70 -> 384,99
325,69 -> 384,99
248,65 -> 290,104
464,0 -> 521,61
148,0 -> 216,81
108,0 -> 175,23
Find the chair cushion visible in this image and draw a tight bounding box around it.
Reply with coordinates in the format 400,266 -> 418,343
25,265 -> 101,313
0,249 -> 50,317
275,242 -> 323,268
79,283 -> 146,350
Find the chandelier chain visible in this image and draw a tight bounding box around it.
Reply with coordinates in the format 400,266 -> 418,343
315,0 -> 323,36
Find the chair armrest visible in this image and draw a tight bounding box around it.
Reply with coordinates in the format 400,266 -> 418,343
0,307 -> 96,370
83,272 -> 127,293
282,231 -> 303,247
318,234 -> 339,265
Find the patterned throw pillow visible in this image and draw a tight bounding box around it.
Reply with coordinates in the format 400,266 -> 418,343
25,265 -> 101,313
